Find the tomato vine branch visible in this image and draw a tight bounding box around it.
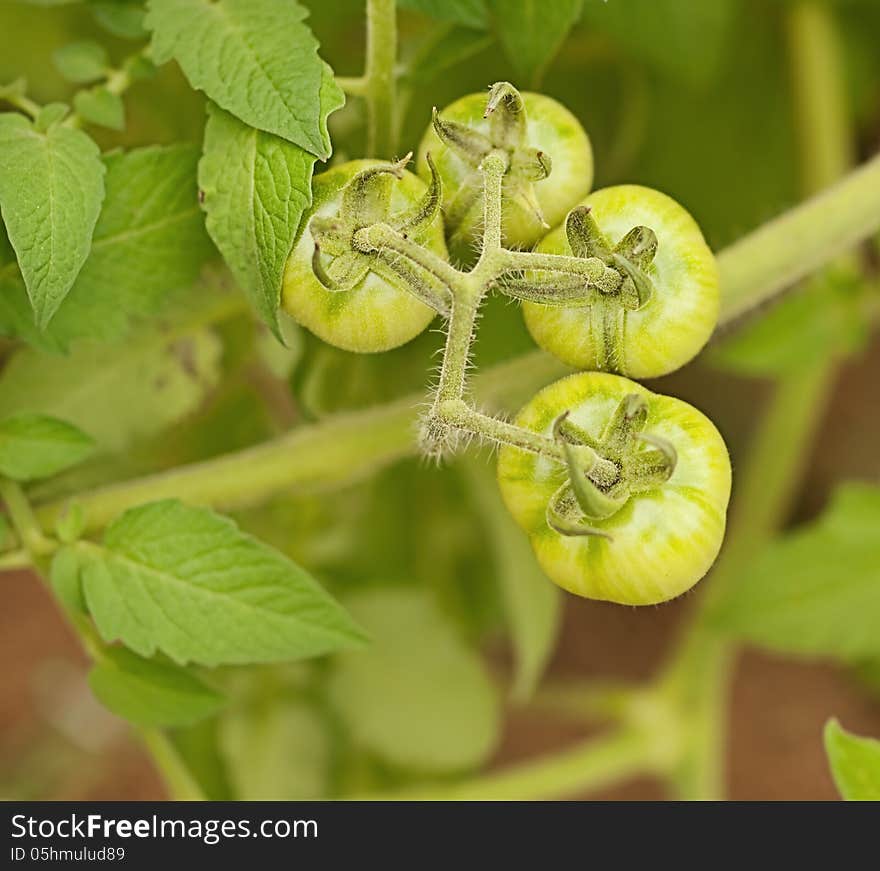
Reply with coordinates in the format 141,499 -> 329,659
365,0 -> 397,157
0,138 -> 877,555
355,728 -> 664,801
658,0 -> 856,800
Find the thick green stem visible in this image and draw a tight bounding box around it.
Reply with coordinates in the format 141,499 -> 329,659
336,76 -> 367,97
436,293 -> 481,404
139,729 -> 206,801
663,0 -> 852,801
2,14 -> 878,554
365,0 -> 397,158
29,353 -> 567,541
716,154 -> 875,322
357,729 -> 660,801
0,479 -> 53,555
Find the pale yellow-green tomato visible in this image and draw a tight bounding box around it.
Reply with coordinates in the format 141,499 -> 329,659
282,161 -> 446,353
497,372 -> 731,606
416,92 -> 593,259
523,185 -> 720,378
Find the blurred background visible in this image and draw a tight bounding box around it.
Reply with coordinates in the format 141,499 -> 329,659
1,0 -> 878,800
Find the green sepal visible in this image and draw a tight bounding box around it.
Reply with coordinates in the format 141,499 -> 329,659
485,81 -> 527,150
431,105 -> 493,166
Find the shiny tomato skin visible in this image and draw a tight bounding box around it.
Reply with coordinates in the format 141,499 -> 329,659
523,185 -> 719,378
282,161 -> 446,353
497,372 -> 731,605
416,92 -> 593,258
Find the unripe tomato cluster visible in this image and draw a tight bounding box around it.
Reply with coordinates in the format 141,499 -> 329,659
282,83 -> 732,606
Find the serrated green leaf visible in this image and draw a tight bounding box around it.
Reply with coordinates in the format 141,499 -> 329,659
74,86 -> 125,131
711,270 -> 869,377
55,501 -> 86,544
0,412 -> 94,481
145,0 -> 342,158
330,588 -> 500,772
711,483 -> 880,660
89,0 -> 148,39
199,103 -> 314,337
463,459 -> 560,700
0,114 -> 105,328
399,0 -> 488,29
219,698 -> 329,799
79,500 -> 366,666
34,103 -> 70,132
488,0 -> 582,85
403,26 -> 495,84
825,719 -> 880,801
89,646 -> 226,727
53,41 -> 108,83
50,546 -> 87,616
581,0 -> 736,88
0,328 -> 223,451
40,143 -> 212,346
0,80 -> 27,101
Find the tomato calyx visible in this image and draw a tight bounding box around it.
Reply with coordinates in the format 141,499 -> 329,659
431,81 -> 551,228
309,154 -> 443,296
546,395 -> 677,539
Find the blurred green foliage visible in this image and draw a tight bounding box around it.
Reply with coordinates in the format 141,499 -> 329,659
2,0 -> 879,800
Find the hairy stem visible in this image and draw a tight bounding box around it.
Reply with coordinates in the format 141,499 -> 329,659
498,249 -> 607,282
2,44 -> 879,555
28,353 -> 567,541
361,223 -> 462,290
439,399 -> 562,457
365,0 -> 397,158
435,286 -> 481,405
475,152 -> 508,269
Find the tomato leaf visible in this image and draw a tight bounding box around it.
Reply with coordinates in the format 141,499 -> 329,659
53,41 -> 108,84
398,0 -> 489,30
78,500 -> 366,666
0,113 -> 105,328
488,0 -> 582,85
89,0 -> 148,39
711,483 -> 880,660
824,719 -> 880,801
330,588 -> 500,772
199,102 -> 317,339
402,26 -> 495,84
581,0 -> 737,88
73,86 -> 125,131
1,144 -> 214,347
145,0 -> 341,158
89,645 -> 226,728
0,327 -> 223,452
219,698 -> 329,800
0,412 -> 94,482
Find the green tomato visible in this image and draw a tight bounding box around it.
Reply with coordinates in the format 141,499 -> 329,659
523,185 -> 719,378
416,91 -> 593,260
282,160 -> 447,353
497,372 -> 731,605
